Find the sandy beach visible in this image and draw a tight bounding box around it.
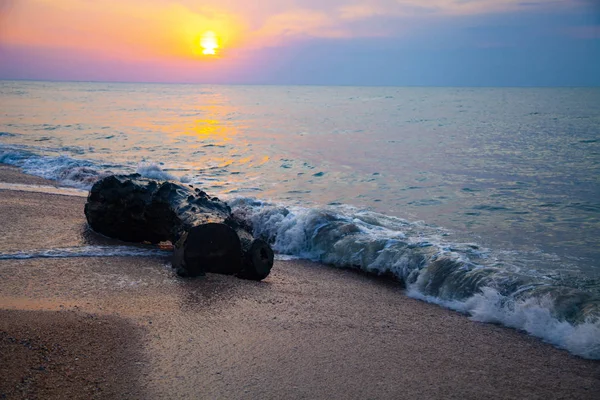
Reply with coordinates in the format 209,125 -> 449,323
0,164 -> 598,399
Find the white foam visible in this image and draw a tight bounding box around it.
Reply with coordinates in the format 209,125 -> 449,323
0,146 -> 188,188
0,148 -> 35,165
230,197 -> 451,270
136,162 -> 178,181
275,254 -> 302,261
230,197 -> 600,360
0,146 -> 105,189
0,246 -> 171,260
407,286 -> 600,360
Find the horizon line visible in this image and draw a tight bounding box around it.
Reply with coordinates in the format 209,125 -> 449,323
1,78 -> 599,89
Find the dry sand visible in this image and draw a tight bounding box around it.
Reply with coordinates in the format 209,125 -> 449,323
0,164 -> 599,399
0,309 -> 146,399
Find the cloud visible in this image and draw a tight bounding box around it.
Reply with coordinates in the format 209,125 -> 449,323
337,0 -> 580,20
339,4 -> 387,20
0,0 -> 594,65
252,9 -> 343,43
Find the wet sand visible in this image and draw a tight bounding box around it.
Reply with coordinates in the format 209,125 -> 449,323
1,164 -> 599,399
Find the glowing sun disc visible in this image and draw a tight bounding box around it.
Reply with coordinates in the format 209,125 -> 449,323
200,31 -> 219,55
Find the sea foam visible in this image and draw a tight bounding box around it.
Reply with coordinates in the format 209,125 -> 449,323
0,145 -> 106,189
0,145 -> 186,189
0,246 -> 171,260
136,162 -> 179,181
409,287 -> 600,359
230,197 -> 600,359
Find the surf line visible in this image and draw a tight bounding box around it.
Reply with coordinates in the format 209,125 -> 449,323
0,246 -> 171,260
0,246 -> 296,262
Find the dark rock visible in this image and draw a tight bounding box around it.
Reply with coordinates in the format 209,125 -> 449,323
173,223 -> 242,277
235,228 -> 274,281
85,174 -> 273,280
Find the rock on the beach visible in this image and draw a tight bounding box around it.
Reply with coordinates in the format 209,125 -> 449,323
235,228 -> 274,281
172,223 -> 243,277
84,174 -> 273,280
85,174 -> 232,244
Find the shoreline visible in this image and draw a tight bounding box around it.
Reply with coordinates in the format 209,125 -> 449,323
1,164 -> 599,399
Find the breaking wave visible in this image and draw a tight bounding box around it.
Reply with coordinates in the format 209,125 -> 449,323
136,162 -> 179,181
230,197 -> 600,359
0,145 -> 185,189
0,145 -> 110,189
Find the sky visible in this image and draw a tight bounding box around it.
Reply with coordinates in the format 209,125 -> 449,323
0,0 -> 599,86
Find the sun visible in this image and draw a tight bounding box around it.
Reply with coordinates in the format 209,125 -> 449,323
200,31 -> 219,55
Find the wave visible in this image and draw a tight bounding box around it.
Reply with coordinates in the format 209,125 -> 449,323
410,287 -> 600,361
136,162 -> 179,181
229,197 -> 600,359
0,145 -> 108,189
0,145 -> 186,189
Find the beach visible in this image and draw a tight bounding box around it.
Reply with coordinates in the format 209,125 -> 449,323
0,163 -> 598,399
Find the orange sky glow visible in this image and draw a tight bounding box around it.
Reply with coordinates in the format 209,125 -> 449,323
0,0 -> 594,84
2,0 -> 576,60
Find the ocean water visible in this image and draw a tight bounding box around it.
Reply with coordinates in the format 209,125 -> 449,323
1,80 -> 599,358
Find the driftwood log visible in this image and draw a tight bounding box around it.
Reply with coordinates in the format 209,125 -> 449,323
84,174 -> 273,280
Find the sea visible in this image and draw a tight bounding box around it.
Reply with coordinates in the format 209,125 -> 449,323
1,80 -> 599,359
